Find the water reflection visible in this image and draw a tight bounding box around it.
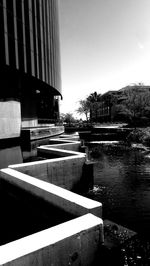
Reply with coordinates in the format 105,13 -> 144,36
0,146 -> 23,168
0,138 -> 50,169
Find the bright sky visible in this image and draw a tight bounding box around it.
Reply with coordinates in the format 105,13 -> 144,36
59,0 -> 150,117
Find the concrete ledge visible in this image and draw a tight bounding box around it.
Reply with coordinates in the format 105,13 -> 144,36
0,214 -> 103,266
59,134 -> 79,141
38,145 -> 83,157
0,168 -> 102,218
45,139 -> 81,152
9,150 -> 86,190
21,126 -> 64,141
0,136 -> 104,265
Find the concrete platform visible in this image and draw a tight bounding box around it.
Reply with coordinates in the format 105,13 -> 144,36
0,168 -> 103,266
21,125 -> 64,141
0,135 -> 104,265
0,214 -> 103,266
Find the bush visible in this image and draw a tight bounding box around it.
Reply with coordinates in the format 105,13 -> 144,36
127,128 -> 150,146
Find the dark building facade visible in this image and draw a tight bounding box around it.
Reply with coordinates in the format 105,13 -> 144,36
90,91 -> 118,122
0,0 -> 62,138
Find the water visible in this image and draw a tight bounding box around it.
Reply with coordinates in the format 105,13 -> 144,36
0,138 -> 55,169
86,142 -> 150,238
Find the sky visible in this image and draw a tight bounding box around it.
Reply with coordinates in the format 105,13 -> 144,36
59,0 -> 150,117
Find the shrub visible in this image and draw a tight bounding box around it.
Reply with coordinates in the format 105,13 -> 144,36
127,128 -> 150,146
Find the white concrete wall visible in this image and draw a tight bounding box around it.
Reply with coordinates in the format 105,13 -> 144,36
21,119 -> 38,128
0,214 -> 103,266
0,168 -> 102,217
43,142 -> 81,152
9,153 -> 86,191
59,134 -> 79,141
0,139 -> 104,265
0,168 -> 103,265
37,145 -> 82,157
0,101 -> 21,139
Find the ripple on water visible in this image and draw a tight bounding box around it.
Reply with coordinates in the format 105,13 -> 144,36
86,142 -> 150,237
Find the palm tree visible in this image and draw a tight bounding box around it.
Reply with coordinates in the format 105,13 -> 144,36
76,100 -> 90,121
86,92 -> 101,121
87,92 -> 101,103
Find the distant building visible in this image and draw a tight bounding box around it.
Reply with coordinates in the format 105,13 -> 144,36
90,91 -> 118,122
90,85 -> 150,123
0,0 -> 62,139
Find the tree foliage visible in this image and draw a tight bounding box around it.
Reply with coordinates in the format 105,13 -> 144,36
77,91 -> 101,121
76,100 -> 90,121
87,92 -> 101,103
60,113 -> 75,125
114,84 -> 150,125
77,85 -> 150,125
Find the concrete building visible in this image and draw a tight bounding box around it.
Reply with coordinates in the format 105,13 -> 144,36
90,91 -> 118,122
0,0 -> 62,139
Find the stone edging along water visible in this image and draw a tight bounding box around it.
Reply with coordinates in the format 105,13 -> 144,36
0,136 -> 103,266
